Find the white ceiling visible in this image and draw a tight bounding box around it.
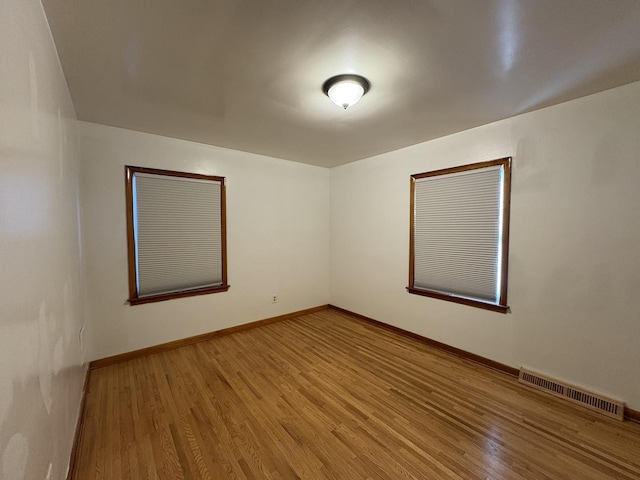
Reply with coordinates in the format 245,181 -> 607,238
42,0 -> 640,168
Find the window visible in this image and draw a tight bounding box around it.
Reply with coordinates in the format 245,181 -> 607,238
407,157 -> 511,313
125,166 -> 229,305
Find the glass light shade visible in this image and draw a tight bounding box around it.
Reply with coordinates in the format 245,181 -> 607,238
327,80 -> 365,109
323,74 -> 370,110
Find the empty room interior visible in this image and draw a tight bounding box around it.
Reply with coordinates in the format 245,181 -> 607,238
2,0 -> 640,478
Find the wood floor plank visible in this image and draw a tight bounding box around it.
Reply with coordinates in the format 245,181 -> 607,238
72,310 -> 640,479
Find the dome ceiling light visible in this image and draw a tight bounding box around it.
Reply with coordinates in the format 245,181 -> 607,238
322,74 -> 371,110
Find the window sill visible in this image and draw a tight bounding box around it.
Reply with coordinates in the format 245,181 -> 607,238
129,284 -> 230,306
406,287 -> 508,313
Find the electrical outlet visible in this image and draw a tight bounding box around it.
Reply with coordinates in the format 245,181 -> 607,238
272,295 -> 277,304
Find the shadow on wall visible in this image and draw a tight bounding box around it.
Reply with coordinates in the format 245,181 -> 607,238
1,362 -> 84,480
0,298 -> 84,480
590,133 -> 622,188
1,377 -> 50,479
514,136 -> 551,194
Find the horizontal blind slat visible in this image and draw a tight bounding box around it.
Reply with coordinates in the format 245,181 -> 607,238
413,165 -> 502,303
134,173 -> 223,296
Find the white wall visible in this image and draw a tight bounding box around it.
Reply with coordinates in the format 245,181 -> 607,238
78,122 -> 330,361
0,0 -> 86,478
330,81 -> 640,410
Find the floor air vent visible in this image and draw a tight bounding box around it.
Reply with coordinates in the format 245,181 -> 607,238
518,368 -> 624,421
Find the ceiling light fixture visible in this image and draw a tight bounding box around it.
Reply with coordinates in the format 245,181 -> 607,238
323,74 -> 370,110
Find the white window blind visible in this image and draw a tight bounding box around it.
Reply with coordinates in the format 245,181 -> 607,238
413,164 -> 505,305
133,173 -> 223,297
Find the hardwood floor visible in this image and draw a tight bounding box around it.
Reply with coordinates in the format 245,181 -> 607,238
72,310 -> 640,479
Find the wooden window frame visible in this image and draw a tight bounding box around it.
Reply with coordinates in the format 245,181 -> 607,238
125,165 -> 229,306
407,157 -> 512,313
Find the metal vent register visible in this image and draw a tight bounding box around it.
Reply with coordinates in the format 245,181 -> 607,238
518,368 -> 624,421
